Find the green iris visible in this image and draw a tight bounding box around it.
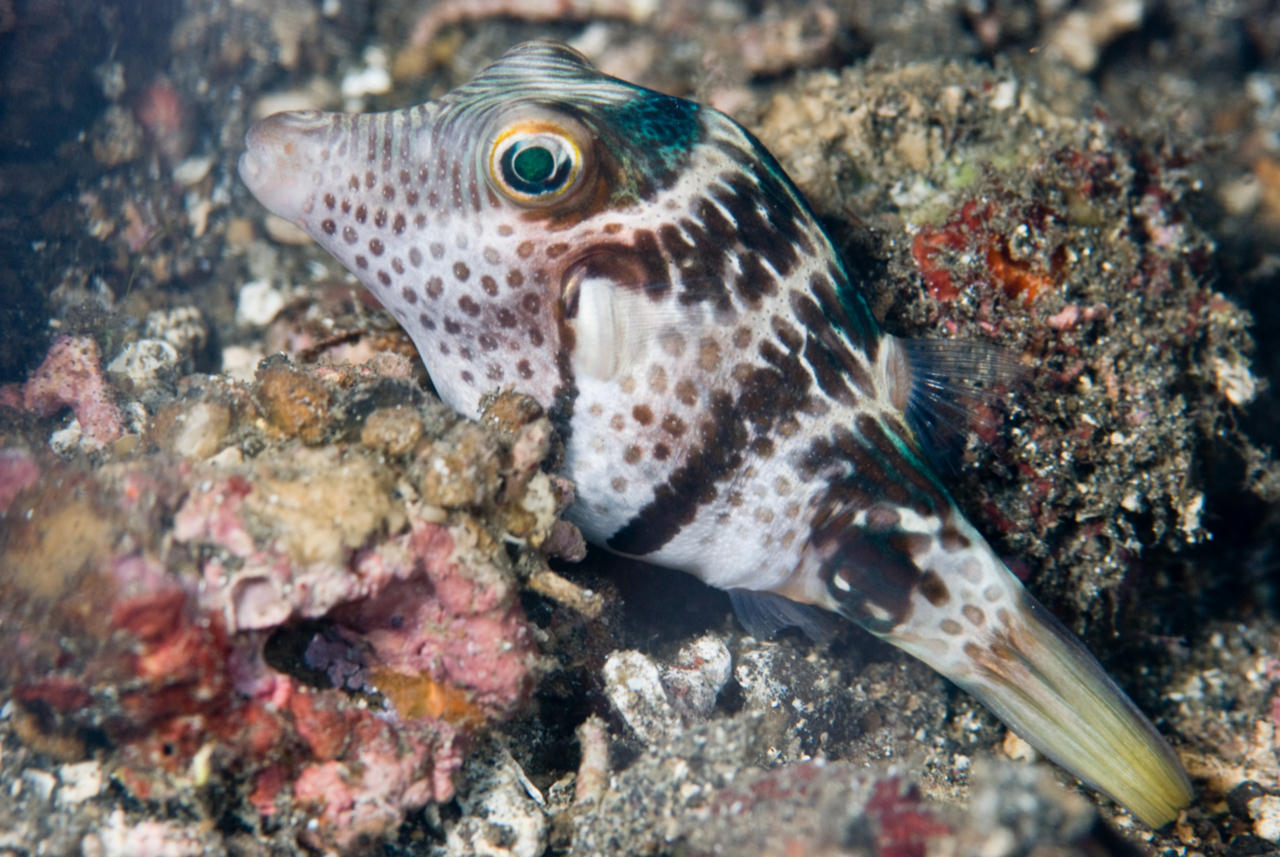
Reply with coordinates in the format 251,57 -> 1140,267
499,137 -> 574,197
512,145 -> 555,185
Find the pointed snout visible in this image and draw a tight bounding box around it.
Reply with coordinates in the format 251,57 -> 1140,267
238,110 -> 336,225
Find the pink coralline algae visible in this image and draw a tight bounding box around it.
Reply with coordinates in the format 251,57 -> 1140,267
0,449 -> 39,513
0,334 -> 125,449
0,362 -> 563,852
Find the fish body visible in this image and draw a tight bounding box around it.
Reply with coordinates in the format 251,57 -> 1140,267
239,41 -> 1193,825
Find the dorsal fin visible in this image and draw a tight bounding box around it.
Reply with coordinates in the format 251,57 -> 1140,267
891,337 -> 1027,471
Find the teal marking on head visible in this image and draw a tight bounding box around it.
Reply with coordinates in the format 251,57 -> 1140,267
591,92 -> 702,201
601,93 -> 700,157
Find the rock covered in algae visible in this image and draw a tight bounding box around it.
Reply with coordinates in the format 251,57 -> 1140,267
0,338 -> 577,853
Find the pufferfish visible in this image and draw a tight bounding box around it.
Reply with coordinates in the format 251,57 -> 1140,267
239,41 -> 1193,825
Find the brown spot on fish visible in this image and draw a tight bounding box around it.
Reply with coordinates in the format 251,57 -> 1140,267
698,337 -> 721,371
940,525 -> 970,551
920,571 -> 950,606
648,365 -> 668,393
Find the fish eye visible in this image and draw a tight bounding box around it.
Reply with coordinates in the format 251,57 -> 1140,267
488,123 -> 582,204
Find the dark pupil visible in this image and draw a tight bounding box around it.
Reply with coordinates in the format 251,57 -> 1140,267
501,142 -> 569,195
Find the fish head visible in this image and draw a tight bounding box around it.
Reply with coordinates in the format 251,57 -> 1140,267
241,44 -> 703,415
238,41 -> 879,433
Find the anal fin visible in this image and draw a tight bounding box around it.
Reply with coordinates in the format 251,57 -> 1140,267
729,588 -> 840,644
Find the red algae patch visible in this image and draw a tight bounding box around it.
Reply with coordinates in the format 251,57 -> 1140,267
911,198 -> 1060,304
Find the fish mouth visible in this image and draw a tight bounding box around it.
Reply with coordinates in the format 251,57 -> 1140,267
950,591 -> 1193,827
238,110 -> 337,226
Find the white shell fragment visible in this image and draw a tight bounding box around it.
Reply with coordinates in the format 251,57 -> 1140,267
106,338 -> 179,392
660,634 -> 732,720
603,649 -> 679,744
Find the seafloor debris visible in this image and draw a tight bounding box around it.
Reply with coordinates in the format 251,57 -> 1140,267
396,0 -> 844,106
0,345 -> 576,852
1,0 -> 1276,853
753,59 -> 1261,625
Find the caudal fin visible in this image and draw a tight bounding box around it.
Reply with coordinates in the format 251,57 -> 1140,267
881,566 -> 1192,827
951,590 -> 1191,826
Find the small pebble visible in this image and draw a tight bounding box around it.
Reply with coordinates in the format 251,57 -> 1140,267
172,154 -> 214,186
1228,780 -> 1266,821
660,635 -> 732,720
341,52 -> 392,100
256,362 -> 332,444
1046,0 -> 1143,72
445,745 -> 548,857
90,105 -> 142,167
169,401 -> 232,459
236,280 -> 286,327
107,338 -> 179,392
1249,794 -> 1280,842
574,715 -> 609,805
49,421 -> 86,456
144,306 -> 207,357
603,650 -> 679,745
360,407 -> 423,456
57,761 -> 103,805
21,769 -> 55,803
221,345 -> 264,381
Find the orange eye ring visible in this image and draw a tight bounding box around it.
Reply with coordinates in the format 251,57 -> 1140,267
488,122 -> 583,205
